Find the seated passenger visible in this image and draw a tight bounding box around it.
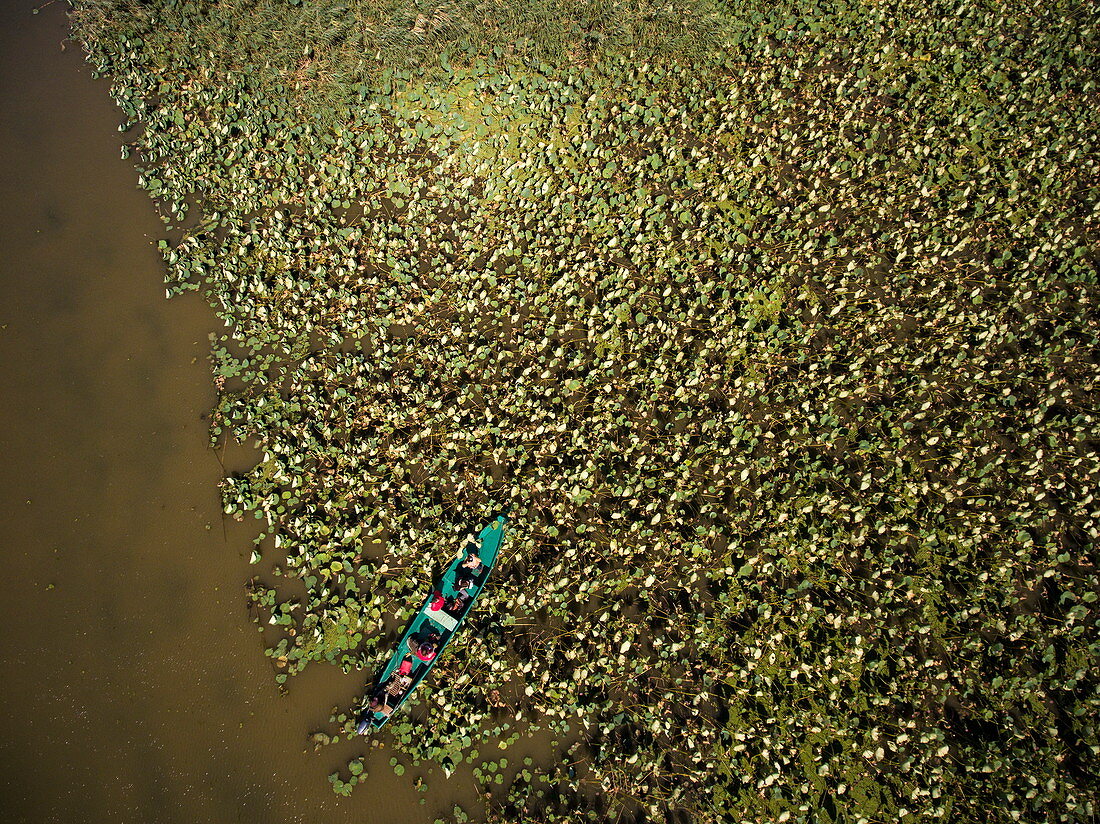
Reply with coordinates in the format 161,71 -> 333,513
446,574 -> 474,612
461,550 -> 484,573
429,589 -> 446,611
368,693 -> 394,717
408,630 -> 442,662
415,637 -> 439,661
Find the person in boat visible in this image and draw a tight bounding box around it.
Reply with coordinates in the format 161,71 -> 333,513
461,550 -> 484,574
446,573 -> 474,612
431,569 -> 476,612
408,629 -> 442,662
368,693 -> 394,717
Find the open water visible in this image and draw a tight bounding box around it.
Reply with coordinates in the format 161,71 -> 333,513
0,2 -> 432,821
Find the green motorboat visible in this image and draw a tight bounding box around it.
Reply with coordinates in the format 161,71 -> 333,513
356,515 -> 507,732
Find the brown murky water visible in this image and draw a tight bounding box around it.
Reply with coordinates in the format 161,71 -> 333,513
0,3 -> 437,821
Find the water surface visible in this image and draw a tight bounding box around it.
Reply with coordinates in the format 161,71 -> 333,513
0,3 -> 427,821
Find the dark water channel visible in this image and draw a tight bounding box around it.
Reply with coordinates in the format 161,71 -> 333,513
0,3 -> 429,821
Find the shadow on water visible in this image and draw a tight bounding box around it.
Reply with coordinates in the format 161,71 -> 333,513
0,2 -> 433,822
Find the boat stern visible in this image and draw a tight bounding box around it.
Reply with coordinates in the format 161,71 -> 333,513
355,709 -> 375,735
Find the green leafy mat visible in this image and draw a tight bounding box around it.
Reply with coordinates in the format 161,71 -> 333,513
73,1 -> 1100,821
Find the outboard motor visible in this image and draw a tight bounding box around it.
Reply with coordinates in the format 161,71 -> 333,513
355,708 -> 373,735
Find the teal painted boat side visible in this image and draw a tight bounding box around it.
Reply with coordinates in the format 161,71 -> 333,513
356,515 -> 506,732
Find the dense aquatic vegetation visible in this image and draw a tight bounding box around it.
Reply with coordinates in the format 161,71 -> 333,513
72,0 -> 1100,821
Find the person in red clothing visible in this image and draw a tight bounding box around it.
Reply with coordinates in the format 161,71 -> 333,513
408,629 -> 442,661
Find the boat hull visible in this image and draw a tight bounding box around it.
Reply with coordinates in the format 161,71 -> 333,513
356,515 -> 506,732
